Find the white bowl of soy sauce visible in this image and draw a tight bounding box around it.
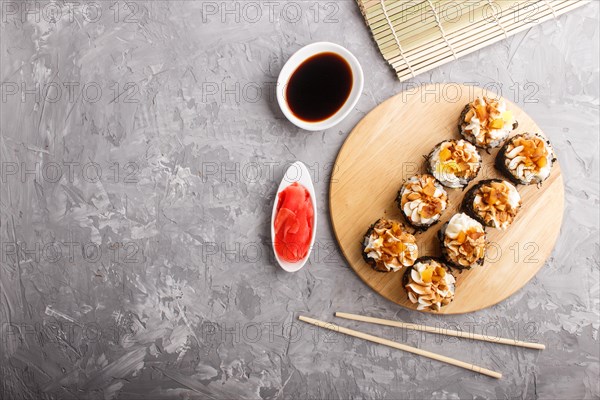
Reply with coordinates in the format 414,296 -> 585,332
277,42 -> 364,131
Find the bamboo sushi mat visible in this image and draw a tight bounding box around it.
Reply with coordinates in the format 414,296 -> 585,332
357,0 -> 589,81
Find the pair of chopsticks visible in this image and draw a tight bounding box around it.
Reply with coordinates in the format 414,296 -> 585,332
299,312 -> 546,379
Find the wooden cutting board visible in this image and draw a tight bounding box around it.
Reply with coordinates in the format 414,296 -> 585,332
330,84 -> 564,314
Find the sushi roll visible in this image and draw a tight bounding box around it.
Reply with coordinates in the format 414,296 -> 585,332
403,257 -> 455,312
463,179 -> 522,230
459,96 -> 518,149
438,213 -> 486,269
397,174 -> 448,230
362,218 -> 418,272
427,139 -> 482,189
496,132 -> 556,185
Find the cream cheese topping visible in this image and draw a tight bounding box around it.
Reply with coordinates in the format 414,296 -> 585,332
445,213 -> 483,239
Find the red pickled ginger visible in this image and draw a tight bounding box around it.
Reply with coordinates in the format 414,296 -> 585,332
274,182 -> 314,262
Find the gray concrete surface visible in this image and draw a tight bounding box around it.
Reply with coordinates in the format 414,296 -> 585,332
1,1 -> 599,399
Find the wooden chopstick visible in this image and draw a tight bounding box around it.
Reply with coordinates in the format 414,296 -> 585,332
336,312 -> 545,350
298,315 -> 502,379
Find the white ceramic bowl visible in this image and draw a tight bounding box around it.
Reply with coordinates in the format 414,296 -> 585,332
271,161 -> 317,272
276,42 -> 364,131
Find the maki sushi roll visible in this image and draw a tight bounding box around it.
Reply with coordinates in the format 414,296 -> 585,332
496,132 -> 556,185
438,213 -> 486,269
427,139 -> 482,189
463,179 -> 522,230
459,96 -> 518,149
403,257 -> 455,311
397,174 -> 448,230
362,218 -> 418,272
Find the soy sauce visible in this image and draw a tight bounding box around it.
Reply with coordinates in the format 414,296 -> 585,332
286,52 -> 353,122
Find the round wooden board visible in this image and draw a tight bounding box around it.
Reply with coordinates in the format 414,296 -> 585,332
330,85 -> 564,314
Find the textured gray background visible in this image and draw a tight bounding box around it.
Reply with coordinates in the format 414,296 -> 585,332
1,1 -> 599,399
